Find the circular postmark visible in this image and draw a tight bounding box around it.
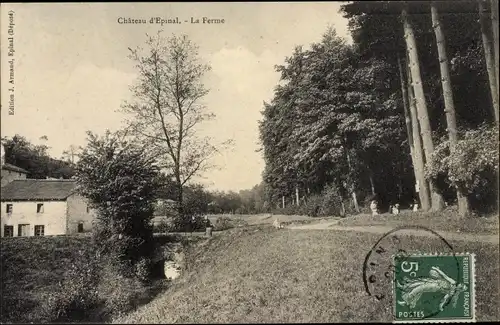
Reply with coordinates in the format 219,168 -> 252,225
362,225 -> 463,321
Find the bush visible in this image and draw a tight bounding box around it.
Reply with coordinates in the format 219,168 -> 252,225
96,260 -> 150,320
39,250 -> 100,322
134,257 -> 152,283
426,124 -> 499,213
299,184 -> 345,217
153,219 -> 171,233
213,217 -> 234,231
170,214 -> 208,232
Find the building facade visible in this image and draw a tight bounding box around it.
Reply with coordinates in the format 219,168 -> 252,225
0,179 -> 95,237
1,163 -> 28,188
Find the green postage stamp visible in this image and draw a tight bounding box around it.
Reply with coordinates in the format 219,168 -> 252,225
393,253 -> 475,323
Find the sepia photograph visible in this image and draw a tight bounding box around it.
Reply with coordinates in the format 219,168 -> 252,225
1,1 -> 498,323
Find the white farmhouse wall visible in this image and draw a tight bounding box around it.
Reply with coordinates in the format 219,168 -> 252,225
66,194 -> 95,234
0,201 -> 67,236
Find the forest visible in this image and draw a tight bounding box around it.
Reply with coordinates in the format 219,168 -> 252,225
257,0 -> 499,217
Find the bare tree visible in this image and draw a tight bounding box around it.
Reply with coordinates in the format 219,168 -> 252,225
62,144 -> 80,165
122,31 -> 231,220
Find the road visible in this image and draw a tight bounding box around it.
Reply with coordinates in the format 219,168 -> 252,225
287,220 -> 499,244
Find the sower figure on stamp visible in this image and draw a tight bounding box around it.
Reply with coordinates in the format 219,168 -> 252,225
397,266 -> 468,312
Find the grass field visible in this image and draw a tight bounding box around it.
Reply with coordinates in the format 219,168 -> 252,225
0,234 -> 171,323
117,225 -> 500,323
337,208 -> 499,234
0,235 -> 93,323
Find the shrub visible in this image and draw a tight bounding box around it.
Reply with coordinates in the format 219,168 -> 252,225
153,219 -> 171,233
75,130 -> 160,270
134,257 -> 152,283
426,124 -> 499,213
96,260 -> 149,320
170,214 -> 208,232
39,250 -> 100,322
300,184 -> 344,217
213,217 -> 234,231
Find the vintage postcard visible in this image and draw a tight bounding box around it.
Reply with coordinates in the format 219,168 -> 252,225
1,2 -> 498,324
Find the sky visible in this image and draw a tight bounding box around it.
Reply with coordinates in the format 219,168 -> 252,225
1,2 -> 351,192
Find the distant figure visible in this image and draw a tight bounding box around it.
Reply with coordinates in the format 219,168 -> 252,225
370,200 -> 379,216
392,203 -> 400,215
273,217 -> 284,229
412,200 -> 419,212
190,215 -> 196,233
204,215 -> 213,228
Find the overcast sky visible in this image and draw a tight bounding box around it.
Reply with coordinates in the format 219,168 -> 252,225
1,2 -> 351,192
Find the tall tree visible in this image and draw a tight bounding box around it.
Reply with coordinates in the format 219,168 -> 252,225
492,0 -> 499,95
402,5 -> 445,211
431,2 -> 470,216
398,54 -> 430,210
122,32 -> 230,223
75,130 -> 160,268
479,0 -> 499,123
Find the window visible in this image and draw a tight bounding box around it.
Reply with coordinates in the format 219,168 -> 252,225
6,204 -> 13,214
17,224 -> 30,237
77,222 -> 84,233
37,203 -> 44,214
34,225 -> 45,236
4,225 -> 14,237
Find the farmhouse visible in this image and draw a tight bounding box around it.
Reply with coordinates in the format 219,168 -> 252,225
0,179 -> 95,237
1,163 -> 28,187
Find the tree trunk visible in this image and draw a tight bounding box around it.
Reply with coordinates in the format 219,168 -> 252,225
175,176 -> 185,221
369,173 -> 376,196
282,195 -> 285,209
398,53 -> 429,209
479,0 -> 500,123
405,49 -> 431,211
402,7 -> 445,211
431,2 -> 470,216
295,185 -> 300,206
351,191 -> 359,212
345,148 -> 360,212
398,55 -> 415,158
492,0 -> 499,94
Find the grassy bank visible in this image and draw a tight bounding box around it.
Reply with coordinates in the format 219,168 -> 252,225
337,208 -> 499,234
0,234 -> 172,323
117,225 -> 499,323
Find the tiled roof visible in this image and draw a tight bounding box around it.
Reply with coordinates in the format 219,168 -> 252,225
1,179 -> 77,201
1,163 -> 28,174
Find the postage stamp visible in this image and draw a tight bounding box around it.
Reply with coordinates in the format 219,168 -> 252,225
393,253 -> 476,323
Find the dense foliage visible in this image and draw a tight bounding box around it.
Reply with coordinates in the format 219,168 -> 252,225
259,28 -> 410,210
426,124 -> 499,212
2,134 -> 75,179
75,130 -> 161,271
256,1 -> 498,215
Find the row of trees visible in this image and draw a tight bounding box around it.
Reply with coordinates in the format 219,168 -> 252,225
259,0 -> 499,216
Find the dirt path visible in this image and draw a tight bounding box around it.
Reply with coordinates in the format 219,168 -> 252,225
287,220 -> 499,244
